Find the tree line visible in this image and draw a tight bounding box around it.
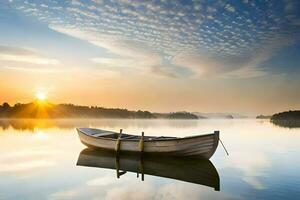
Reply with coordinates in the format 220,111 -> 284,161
0,102 -> 199,119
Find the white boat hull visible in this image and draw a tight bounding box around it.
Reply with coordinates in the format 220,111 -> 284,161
77,128 -> 219,159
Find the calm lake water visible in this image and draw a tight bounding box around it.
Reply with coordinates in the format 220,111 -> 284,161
0,119 -> 299,200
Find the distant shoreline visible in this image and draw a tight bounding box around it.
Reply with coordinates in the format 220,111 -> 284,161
0,101 -> 200,119
0,101 -> 252,120
0,117 -> 257,120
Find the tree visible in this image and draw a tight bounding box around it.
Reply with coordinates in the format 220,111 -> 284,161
2,102 -> 10,109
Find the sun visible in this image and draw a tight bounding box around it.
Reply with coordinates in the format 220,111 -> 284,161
35,91 -> 47,101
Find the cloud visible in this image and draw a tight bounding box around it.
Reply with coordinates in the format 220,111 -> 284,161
9,0 -> 300,78
1,66 -> 60,73
0,54 -> 59,65
223,65 -> 268,79
172,53 -> 268,78
172,54 -> 227,77
150,65 -> 179,78
91,57 -> 138,68
0,45 -> 59,65
225,4 -> 235,13
49,25 -> 164,75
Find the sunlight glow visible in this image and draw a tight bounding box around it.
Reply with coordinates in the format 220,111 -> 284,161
35,92 -> 47,101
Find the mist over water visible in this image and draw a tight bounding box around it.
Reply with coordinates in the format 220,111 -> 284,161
0,119 -> 299,200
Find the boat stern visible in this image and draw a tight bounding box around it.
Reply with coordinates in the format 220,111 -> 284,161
205,131 -> 219,159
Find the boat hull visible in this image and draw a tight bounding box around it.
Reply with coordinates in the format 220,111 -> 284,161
77,128 -> 219,159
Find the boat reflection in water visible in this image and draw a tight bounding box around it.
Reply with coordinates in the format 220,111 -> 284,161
77,148 -> 220,191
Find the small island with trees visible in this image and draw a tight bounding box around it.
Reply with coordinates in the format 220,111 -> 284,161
168,112 -> 199,119
256,115 -> 271,119
270,110 -> 300,128
271,110 -> 300,120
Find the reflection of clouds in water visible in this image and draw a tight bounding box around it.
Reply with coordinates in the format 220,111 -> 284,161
49,189 -> 82,200
86,174 -> 125,186
0,160 -> 56,173
0,148 -> 57,175
48,175 -> 153,200
243,177 -> 265,190
0,119 -> 299,199
1,149 -> 57,160
155,183 -> 239,200
223,152 -> 270,190
0,130 -> 78,179
50,175 -> 236,200
105,182 -> 154,200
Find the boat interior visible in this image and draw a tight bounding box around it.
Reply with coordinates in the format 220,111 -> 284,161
78,128 -> 177,141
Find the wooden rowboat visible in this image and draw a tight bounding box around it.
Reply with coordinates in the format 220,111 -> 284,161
77,128 -> 219,159
77,148 -> 220,191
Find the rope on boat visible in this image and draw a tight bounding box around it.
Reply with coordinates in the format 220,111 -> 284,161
219,138 -> 229,156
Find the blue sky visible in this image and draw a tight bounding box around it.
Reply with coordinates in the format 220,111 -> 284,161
0,0 -> 299,113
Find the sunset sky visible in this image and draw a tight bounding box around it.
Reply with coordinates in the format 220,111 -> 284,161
0,0 -> 300,115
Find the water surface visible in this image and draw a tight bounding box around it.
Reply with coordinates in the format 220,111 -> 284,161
0,119 -> 299,200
